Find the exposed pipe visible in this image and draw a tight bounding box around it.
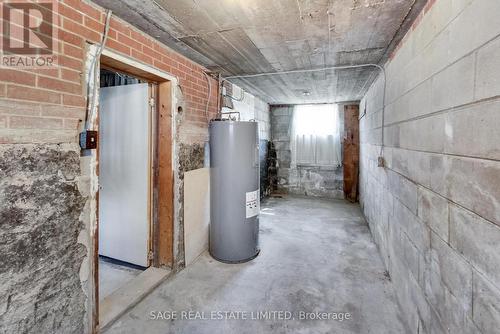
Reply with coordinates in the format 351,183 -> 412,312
202,71 -> 212,122
217,73 -> 222,117
85,10 -> 112,130
223,63 -> 387,158
223,63 -> 384,79
219,111 -> 241,121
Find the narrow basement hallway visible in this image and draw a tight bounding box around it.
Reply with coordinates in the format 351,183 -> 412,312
104,197 -> 407,334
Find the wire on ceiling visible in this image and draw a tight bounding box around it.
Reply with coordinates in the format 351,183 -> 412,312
223,63 -> 387,159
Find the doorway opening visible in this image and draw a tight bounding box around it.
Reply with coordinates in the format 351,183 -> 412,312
94,50 -> 175,331
98,69 -> 153,301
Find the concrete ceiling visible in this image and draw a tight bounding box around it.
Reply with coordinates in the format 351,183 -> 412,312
93,0 -> 426,104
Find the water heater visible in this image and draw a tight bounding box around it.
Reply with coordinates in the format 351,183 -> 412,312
209,120 -> 260,263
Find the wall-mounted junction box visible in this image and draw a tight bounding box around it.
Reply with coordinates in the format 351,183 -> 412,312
377,156 -> 385,167
80,130 -> 98,150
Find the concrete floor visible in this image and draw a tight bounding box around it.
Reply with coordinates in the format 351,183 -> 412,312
105,196 -> 408,333
99,257 -> 143,301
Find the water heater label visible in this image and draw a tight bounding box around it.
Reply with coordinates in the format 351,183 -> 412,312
245,189 -> 260,218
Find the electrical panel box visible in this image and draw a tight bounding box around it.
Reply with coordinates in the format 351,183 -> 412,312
80,130 -> 98,150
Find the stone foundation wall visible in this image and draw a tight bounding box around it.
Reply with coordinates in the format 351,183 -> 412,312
0,144 -> 87,333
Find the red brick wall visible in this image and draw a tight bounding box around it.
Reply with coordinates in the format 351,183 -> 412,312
0,0 -> 219,144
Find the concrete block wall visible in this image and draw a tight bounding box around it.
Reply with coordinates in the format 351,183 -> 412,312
0,0 -> 219,332
270,105 -> 344,198
359,0 -> 500,333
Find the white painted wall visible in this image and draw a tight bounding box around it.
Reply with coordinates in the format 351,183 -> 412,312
222,85 -> 271,140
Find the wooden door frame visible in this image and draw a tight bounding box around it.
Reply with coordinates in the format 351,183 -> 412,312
91,48 -> 176,332
342,104 -> 360,202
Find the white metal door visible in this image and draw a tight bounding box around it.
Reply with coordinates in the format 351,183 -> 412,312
99,83 -> 150,267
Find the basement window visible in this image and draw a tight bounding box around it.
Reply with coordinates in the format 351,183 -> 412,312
291,104 -> 341,167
